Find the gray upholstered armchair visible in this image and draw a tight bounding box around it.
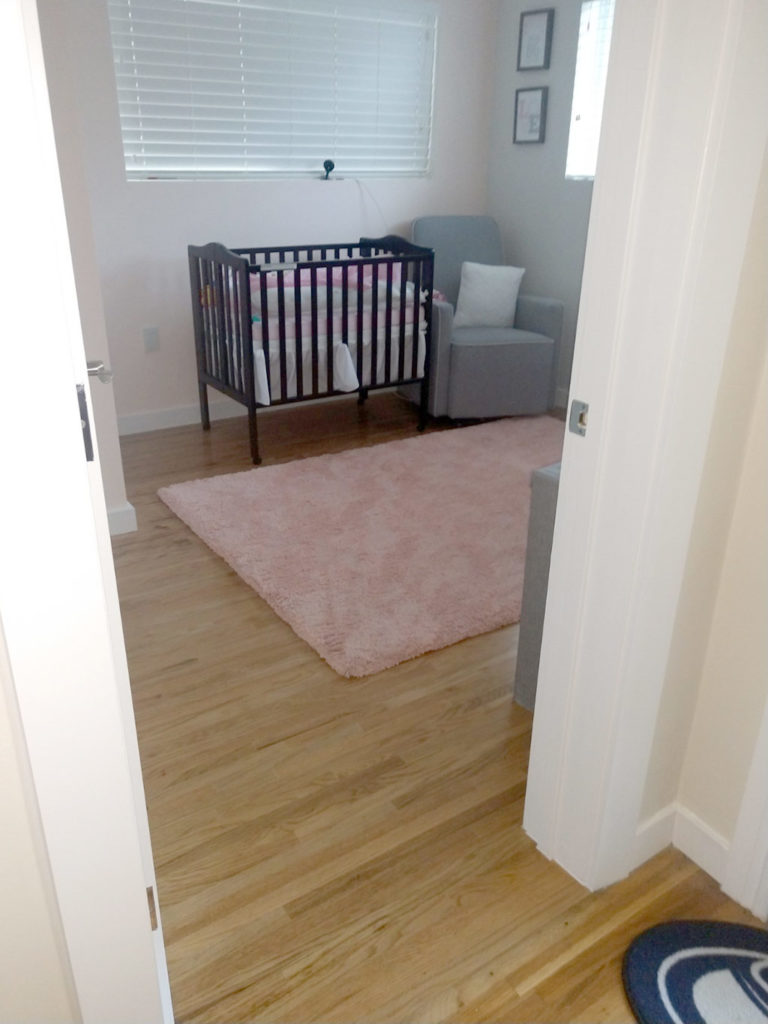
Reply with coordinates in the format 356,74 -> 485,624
400,215 -> 563,419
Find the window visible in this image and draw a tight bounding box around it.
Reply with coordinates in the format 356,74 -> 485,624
565,0 -> 615,180
107,0 -> 437,180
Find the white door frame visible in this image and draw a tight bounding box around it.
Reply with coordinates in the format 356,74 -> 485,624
524,0 -> 768,890
1,1 -> 171,1019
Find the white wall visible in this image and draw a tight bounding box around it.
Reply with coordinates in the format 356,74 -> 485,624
640,146 -> 768,863
37,0 -> 136,534
679,353 -> 767,840
43,0 -> 500,434
487,0 -> 591,407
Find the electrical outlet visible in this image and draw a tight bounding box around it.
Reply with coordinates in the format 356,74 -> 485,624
143,326 -> 160,352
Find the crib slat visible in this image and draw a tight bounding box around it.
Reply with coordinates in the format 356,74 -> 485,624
341,263 -> 350,377
384,261 -> 393,385
206,260 -> 217,379
326,268 -> 334,394
293,268 -> 304,400
356,264 -> 364,387
310,267 -> 319,396
200,259 -> 213,378
397,261 -> 408,381
222,265 -> 235,390
259,271 -> 271,398
228,267 -> 239,392
411,259 -> 421,380
218,262 -> 228,381
370,263 -> 379,388
277,271 -> 288,403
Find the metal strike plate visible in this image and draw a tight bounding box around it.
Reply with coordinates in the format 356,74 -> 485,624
569,399 -> 589,436
77,384 -> 94,461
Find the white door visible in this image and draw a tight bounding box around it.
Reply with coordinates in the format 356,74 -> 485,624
0,1 -> 171,1020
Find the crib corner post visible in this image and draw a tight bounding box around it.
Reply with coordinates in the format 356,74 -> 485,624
418,378 -> 429,432
199,382 -> 211,430
248,405 -> 261,465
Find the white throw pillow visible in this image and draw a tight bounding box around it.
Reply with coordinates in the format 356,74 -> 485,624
453,261 -> 525,328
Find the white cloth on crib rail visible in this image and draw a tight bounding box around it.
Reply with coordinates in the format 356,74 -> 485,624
249,278 -> 427,405
252,325 -> 426,405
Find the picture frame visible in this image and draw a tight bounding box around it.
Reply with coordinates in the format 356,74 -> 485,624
517,8 -> 555,70
514,86 -> 548,144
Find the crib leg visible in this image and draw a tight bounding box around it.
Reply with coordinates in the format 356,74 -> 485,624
357,387 -> 369,406
199,382 -> 211,430
248,405 -> 261,465
418,379 -> 429,432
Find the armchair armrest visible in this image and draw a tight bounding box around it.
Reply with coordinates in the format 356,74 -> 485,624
514,294 -> 564,342
397,297 -> 453,417
428,298 -> 454,417
515,295 -> 564,408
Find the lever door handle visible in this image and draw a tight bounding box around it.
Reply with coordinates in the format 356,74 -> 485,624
87,359 -> 114,384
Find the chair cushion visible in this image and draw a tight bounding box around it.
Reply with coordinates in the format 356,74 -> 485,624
452,326 -> 553,346
448,330 -> 554,418
454,262 -> 525,328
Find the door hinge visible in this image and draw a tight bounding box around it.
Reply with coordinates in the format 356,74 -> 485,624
76,384 -> 94,462
146,886 -> 158,931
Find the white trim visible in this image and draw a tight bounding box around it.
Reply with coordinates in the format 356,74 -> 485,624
633,804 -> 675,869
118,398 -> 244,436
107,501 -> 137,536
523,0 -> 768,890
117,390 -> 397,436
673,806 -> 730,885
633,803 -> 730,884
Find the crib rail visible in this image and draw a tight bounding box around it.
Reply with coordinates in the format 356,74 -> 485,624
188,236 -> 433,464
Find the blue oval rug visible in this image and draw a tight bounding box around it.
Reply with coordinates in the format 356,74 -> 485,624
623,920 -> 768,1023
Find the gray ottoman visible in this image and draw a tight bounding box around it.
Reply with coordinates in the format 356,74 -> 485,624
514,461 -> 561,711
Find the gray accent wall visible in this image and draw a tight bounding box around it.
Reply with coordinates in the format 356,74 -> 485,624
487,0 -> 593,407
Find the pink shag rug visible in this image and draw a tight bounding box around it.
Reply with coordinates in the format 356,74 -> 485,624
158,417 -> 563,677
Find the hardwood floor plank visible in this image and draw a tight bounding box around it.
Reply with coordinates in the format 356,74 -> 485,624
112,394 -> 763,1022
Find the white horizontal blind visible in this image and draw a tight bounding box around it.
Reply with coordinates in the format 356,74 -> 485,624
107,0 -> 437,180
565,0 -> 615,180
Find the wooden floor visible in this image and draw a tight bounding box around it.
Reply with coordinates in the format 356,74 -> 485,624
113,393 -> 760,1023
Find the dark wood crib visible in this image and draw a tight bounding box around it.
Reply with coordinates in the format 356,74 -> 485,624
188,235 -> 434,463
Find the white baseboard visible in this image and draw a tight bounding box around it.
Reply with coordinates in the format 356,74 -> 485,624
635,802 -> 729,883
673,804 -> 729,884
633,804 -> 676,869
117,390 -> 397,437
118,398 -> 244,436
107,501 -> 137,536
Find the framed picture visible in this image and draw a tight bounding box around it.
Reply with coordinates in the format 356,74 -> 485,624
514,87 -> 548,143
517,8 -> 555,70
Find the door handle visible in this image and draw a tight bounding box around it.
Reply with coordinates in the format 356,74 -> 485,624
87,359 -> 113,384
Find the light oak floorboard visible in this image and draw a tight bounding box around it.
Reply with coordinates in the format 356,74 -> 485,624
113,394 -> 761,1023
